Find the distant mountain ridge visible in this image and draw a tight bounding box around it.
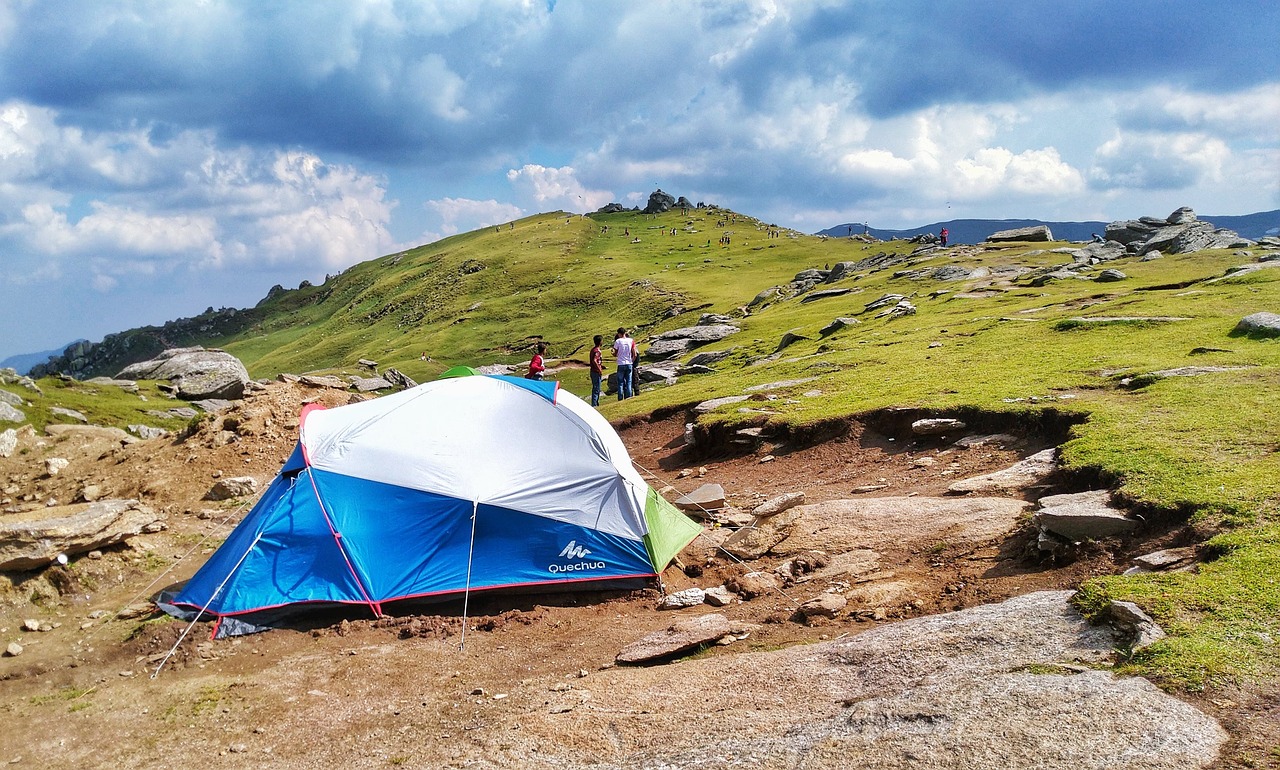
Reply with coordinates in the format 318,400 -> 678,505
1,341 -> 86,375
818,209 -> 1280,245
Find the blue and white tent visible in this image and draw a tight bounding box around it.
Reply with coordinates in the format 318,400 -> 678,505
164,375 -> 702,637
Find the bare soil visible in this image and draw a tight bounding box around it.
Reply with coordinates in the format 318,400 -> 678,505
0,382 -> 1273,768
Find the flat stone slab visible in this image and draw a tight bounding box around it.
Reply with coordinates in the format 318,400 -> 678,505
912,418 -> 966,435
751,492 -> 805,518
948,448 -> 1057,494
693,395 -> 750,414
1035,490 -> 1138,541
0,499 -> 166,571
616,613 -> 732,664
772,496 -> 1031,554
1132,547 -> 1197,571
674,483 -> 726,512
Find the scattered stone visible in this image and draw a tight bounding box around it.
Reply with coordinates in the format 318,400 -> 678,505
954,433 -> 1019,449
22,618 -> 40,632
205,476 -> 259,501
299,375 -> 347,389
703,586 -> 736,607
673,483 -> 726,513
797,593 -> 847,622
912,418 -> 966,435
751,492 -> 805,519
0,402 -> 26,423
800,288 -> 852,303
44,458 -> 70,476
49,407 -> 89,423
616,613 -> 732,665
948,448 -> 1057,494
1095,268 -> 1127,282
0,388 -> 24,407
350,376 -> 393,392
383,368 -> 417,390
775,331 -> 812,352
80,485 -> 103,502
1233,312 -> 1280,337
721,508 -> 805,559
0,428 -> 16,458
1106,600 -> 1167,651
1132,547 -> 1197,571
4,642 -> 22,657
0,499 -> 166,570
1034,490 -> 1138,541
693,395 -> 750,414
658,588 -> 706,610
725,571 -> 782,600
819,317 -> 860,336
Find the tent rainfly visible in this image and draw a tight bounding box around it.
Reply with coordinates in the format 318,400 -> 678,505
162,375 -> 702,637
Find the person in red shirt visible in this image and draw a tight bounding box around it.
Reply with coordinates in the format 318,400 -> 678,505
939,228 -> 949,247
527,342 -> 548,380
589,335 -> 605,406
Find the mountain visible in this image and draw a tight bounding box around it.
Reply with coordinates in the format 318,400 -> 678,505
0,340 -> 86,375
818,209 -> 1280,244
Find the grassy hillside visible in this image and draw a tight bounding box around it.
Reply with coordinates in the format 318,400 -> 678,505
18,203 -> 1280,694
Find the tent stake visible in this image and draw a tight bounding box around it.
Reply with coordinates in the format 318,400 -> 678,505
459,500 -> 479,650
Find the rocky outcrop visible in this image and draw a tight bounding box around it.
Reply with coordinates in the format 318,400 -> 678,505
988,225 -> 1054,242
117,347 -> 250,400
1104,207 -> 1251,256
0,499 -> 166,571
642,188 -> 677,214
644,324 -> 739,360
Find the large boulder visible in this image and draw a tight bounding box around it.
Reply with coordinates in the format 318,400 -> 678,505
1234,312 -> 1280,337
987,225 -> 1053,242
642,188 -> 677,214
116,347 -> 250,401
0,499 -> 166,571
1034,490 -> 1138,542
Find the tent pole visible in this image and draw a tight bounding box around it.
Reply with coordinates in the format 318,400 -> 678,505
459,500 -> 479,651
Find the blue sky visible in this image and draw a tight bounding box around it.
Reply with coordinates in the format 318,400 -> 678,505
2,0 -> 1277,361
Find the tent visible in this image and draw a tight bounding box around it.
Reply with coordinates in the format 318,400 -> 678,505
162,375 -> 702,637
437,365 -> 480,379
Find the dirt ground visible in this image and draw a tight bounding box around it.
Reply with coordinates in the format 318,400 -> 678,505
0,381 -> 1274,768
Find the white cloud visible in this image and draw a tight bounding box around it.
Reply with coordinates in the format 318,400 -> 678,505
506,164 -> 613,212
1090,132 -> 1230,190
423,197 -> 524,239
1118,84 -> 1280,141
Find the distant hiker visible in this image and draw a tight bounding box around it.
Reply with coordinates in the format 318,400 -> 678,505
589,335 -> 605,407
613,328 -> 635,400
939,228 -> 949,247
526,342 -> 547,380
1091,232 -> 1105,243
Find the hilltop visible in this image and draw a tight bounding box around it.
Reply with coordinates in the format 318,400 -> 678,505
2,199 -> 1280,767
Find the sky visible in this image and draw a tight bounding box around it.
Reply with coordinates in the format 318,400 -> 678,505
1,0 -> 1278,361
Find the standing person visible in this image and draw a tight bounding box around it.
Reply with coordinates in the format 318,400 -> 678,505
526,342 -> 547,380
613,328 -> 634,400
589,335 -> 605,407
939,228 -> 949,247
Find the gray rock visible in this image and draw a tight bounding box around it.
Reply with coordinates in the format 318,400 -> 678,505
751,492 -> 806,518
1132,547 -> 1197,571
659,588 -> 706,610
45,457 -> 69,476
0,388 -> 24,407
1070,241 -> 1128,262
1107,600 -> 1166,651
1234,312 -> 1280,337
383,368 -> 417,390
864,293 -> 907,312
748,286 -> 784,308
988,225 -> 1053,242
1095,268 -> 1127,282
1167,206 -> 1197,225
819,317 -> 860,336
703,586 -> 736,607
50,406 -> 89,423
1034,490 -> 1137,541
800,288 -> 852,303
127,425 -> 169,440
299,374 -> 347,389
616,613 -> 731,664
797,593 -> 847,621
350,376 -> 392,392
693,395 -> 750,414
948,448 -> 1057,494
954,433 -> 1019,449
675,364 -> 714,376
875,299 -> 916,318
4,642 -> 22,657
698,313 -> 735,326
84,377 -> 140,393
651,324 -> 740,344
191,398 -> 233,413
205,476 -> 260,501
911,418 -> 966,435
117,347 -> 250,401
688,349 -> 734,367
721,508 -> 805,559
824,261 -> 858,282
644,337 -> 693,359
0,428 -> 16,457
0,499 -> 166,571
674,483 -> 726,513
147,407 -> 199,420
636,366 -> 676,384
931,265 -> 976,281
0,402 -> 26,423
793,268 -> 829,282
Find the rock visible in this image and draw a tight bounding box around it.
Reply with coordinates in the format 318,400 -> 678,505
988,225 -> 1053,242
642,188 -> 676,215
674,484 -> 726,513
0,388 -> 25,407
726,571 -> 782,600
797,593 -> 847,622
775,331 -> 812,352
22,618 -> 40,632
615,613 -> 731,664
819,317 -> 860,336
0,402 -> 25,423
748,286 -> 784,308
45,424 -> 136,443
116,347 -> 250,401
1095,268 -> 1127,282
1034,490 -> 1138,541
0,428 -> 17,457
800,288 -> 852,303
703,586 -> 736,607
45,457 -> 70,476
693,395 -> 750,414
930,265 -> 977,281
0,499 -> 166,571
721,508 -> 805,559
651,324 -> 740,345
824,261 -> 858,282
948,448 -> 1057,494
953,433 -> 1019,449
80,485 -> 103,502
875,299 -> 916,318
1106,600 -> 1166,651
383,368 -> 417,390
1167,206 -> 1197,225
659,588 -> 706,610
205,476 -> 259,501
911,418 -> 966,435
644,338 -> 695,359
751,492 -> 805,518
127,425 -> 169,440
1132,547 -> 1197,571
4,642 -> 22,657
698,313 -> 735,326
1234,312 -> 1280,337
864,293 -> 907,312
50,406 -> 89,423
636,365 -> 676,384
350,376 -> 392,392
357,358 -> 378,370
688,349 -> 734,367
299,375 -> 347,389
772,497 -> 1030,555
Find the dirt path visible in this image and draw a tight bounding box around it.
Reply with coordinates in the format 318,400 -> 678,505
0,384 -> 1269,768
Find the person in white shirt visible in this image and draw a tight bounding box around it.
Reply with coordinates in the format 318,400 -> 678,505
612,327 -> 635,400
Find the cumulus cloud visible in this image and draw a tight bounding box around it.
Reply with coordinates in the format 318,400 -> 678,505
1089,132 -> 1230,190
423,197 -> 524,239
506,164 -> 613,212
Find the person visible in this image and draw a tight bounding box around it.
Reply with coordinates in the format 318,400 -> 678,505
613,328 -> 635,400
526,342 -> 547,380
1091,232 -> 1105,243
589,335 -> 605,407
939,228 -> 949,247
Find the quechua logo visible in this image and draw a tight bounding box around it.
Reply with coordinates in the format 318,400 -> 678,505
549,540 -> 606,574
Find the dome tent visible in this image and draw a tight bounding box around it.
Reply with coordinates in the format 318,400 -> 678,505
162,375 -> 702,637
